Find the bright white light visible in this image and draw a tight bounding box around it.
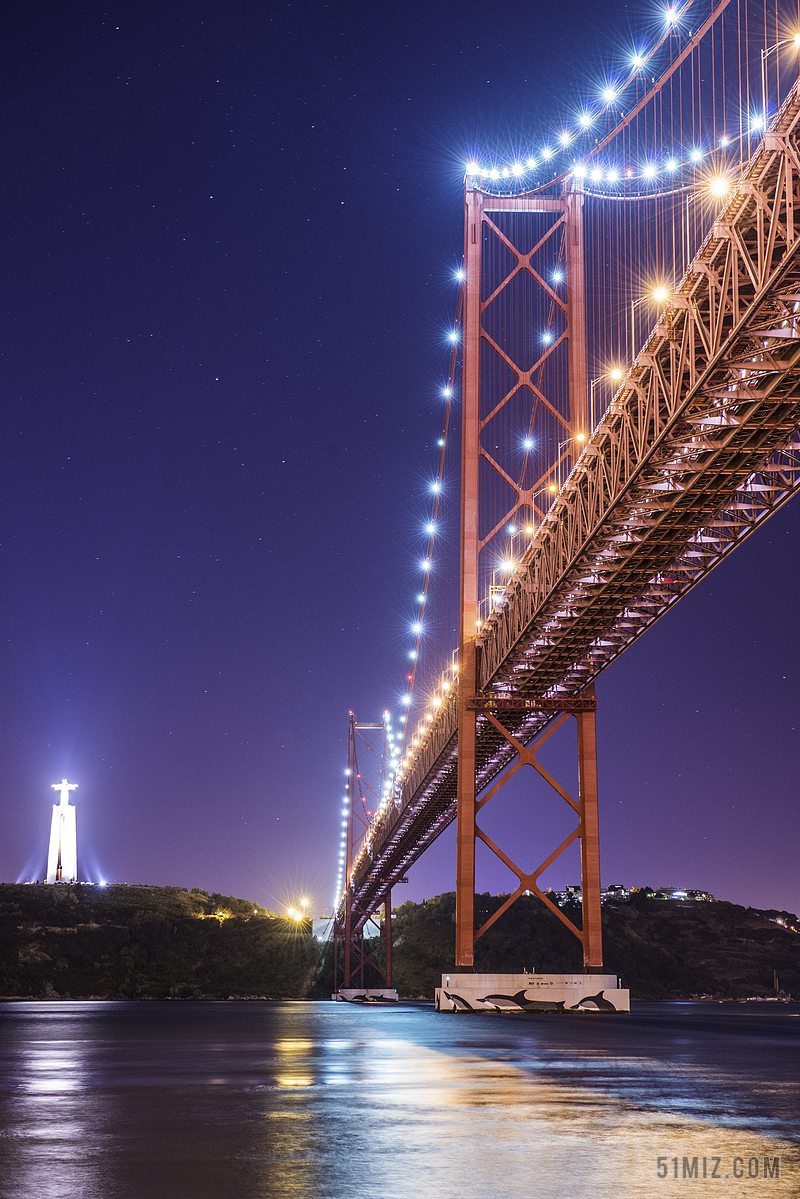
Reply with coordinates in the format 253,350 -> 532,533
632,53 -> 644,68
579,113 -> 593,128
552,270 -> 563,282
643,163 -> 657,179
511,162 -> 523,175
751,115 -> 765,132
542,331 -> 553,343
606,168 -> 619,182
420,559 -> 430,570
710,177 -> 728,196
501,167 -> 509,178
416,593 -> 425,603
526,157 -> 536,168
665,157 -> 678,171
466,161 -> 480,174
448,330 -> 458,342
431,481 -> 441,493
542,147 -> 553,160
455,268 -> 465,281
690,147 -> 702,162
719,135 -> 729,147
412,622 -> 421,633
591,167 -> 603,182
665,6 -> 677,22
402,695 -> 411,704
560,131 -> 571,146
425,522 -> 435,534
442,387 -> 451,398
501,559 -> 514,572
437,438 -> 445,447
409,650 -> 417,659
523,437 -> 534,450
602,87 -> 616,103
489,167 -> 500,179
573,162 -> 587,177
508,524 -> 517,534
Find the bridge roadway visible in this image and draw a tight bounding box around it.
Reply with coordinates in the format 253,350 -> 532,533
341,85 -> 800,931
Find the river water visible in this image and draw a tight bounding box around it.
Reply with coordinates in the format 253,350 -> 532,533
0,1001 -> 797,1199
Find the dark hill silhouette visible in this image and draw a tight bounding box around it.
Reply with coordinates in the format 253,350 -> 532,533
387,891 -> 800,1001
1,884 -> 797,1002
0,883 -> 320,999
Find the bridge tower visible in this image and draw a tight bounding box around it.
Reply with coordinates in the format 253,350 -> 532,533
334,711 -> 395,994
456,175 -> 604,972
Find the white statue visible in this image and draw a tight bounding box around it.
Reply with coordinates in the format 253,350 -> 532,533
46,779 -> 78,884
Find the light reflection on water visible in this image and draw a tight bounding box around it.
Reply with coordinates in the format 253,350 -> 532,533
0,1001 -> 797,1199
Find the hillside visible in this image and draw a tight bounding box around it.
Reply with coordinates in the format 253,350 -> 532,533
1,884 -> 797,1002
0,883 -> 322,999
388,891 -> 800,1001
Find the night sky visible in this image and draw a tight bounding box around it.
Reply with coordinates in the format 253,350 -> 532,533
2,1 -> 798,918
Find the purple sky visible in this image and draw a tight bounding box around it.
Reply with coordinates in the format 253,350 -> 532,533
1,1 -> 798,920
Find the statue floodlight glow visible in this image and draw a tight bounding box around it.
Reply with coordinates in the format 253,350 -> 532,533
46,779 -> 78,883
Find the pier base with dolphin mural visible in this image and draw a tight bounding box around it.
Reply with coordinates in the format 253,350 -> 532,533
435,973 -> 630,1012
332,988 -> 399,1003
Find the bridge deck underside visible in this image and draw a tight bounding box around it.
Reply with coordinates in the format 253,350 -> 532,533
341,87 -> 800,932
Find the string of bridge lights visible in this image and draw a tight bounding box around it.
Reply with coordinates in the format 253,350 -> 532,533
464,133 -> 761,195
333,710 -> 403,904
468,153 -> 736,192
463,10 -> 800,193
394,295 -> 462,775
332,4 -> 800,910
331,292 -> 461,911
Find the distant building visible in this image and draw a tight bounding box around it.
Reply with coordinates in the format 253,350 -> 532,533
653,888 -> 714,902
602,884 -> 628,900
550,884 -> 714,905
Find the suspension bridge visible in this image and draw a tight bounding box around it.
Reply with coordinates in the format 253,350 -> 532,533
333,0 -> 800,999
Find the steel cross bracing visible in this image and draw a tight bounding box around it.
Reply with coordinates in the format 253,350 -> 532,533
340,87 -> 800,932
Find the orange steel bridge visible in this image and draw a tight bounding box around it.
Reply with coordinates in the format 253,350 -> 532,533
334,0 -> 800,988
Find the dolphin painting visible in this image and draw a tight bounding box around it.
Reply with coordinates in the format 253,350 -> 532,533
568,990 -> 617,1011
442,989 -> 474,1010
478,990 -> 567,1011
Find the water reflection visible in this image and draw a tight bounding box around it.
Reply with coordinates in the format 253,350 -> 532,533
0,1002 -> 796,1199
0,1004 -> 112,1197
